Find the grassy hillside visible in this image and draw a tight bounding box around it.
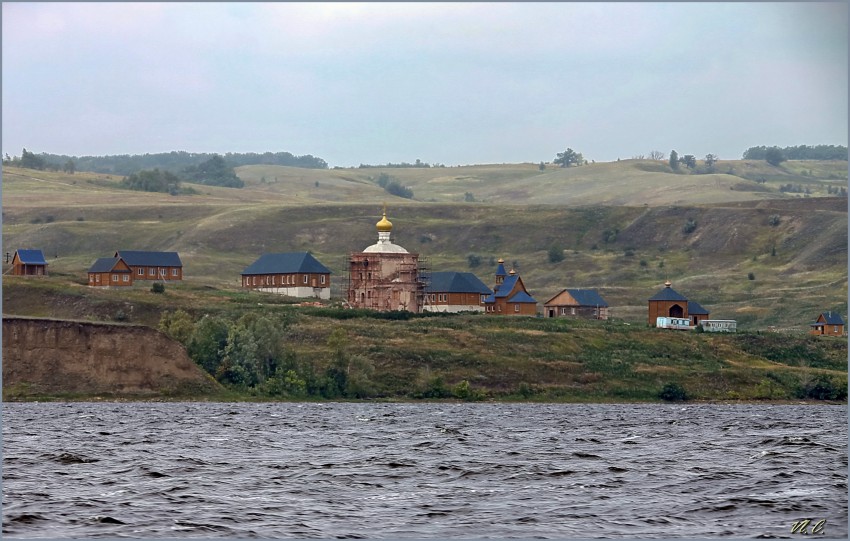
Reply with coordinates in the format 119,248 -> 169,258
2,161 -> 847,331
235,158 -> 848,206
1,283 -> 845,402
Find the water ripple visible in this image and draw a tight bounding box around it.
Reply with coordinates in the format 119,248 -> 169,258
3,402 -> 846,538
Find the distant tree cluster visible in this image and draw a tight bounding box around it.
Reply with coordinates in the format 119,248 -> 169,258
668,150 -> 721,174
160,311 -> 380,398
4,148 -> 53,170
122,169 -> 182,194
21,149 -> 328,176
743,145 -> 847,162
182,155 -> 244,188
359,159 -> 440,169
375,172 -> 414,199
223,151 -> 328,169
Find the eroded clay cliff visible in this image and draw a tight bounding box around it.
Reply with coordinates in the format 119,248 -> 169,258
3,317 -> 221,398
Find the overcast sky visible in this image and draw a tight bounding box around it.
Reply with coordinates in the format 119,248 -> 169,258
3,2 -> 847,167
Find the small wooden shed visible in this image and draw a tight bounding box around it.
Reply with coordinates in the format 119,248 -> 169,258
810,312 -> 845,336
11,249 -> 48,276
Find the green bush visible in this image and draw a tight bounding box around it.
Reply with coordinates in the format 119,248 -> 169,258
796,375 -> 847,401
453,379 -> 485,401
151,282 -> 165,293
548,245 -> 565,263
658,382 -> 689,401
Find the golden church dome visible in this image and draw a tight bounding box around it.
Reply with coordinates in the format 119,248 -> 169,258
376,210 -> 393,232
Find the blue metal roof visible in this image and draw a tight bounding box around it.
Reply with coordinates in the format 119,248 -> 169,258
242,252 -> 331,275
88,257 -> 129,273
495,274 -> 520,298
648,284 -> 688,302
818,312 -> 845,325
508,291 -> 537,304
495,262 -> 507,277
565,288 -> 608,308
485,273 -> 537,304
425,272 -> 491,294
115,250 -> 182,267
15,249 -> 47,265
687,300 -> 709,315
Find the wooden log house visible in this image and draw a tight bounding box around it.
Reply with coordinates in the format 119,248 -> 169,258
10,249 -> 48,276
241,252 -> 332,299
423,271 -> 492,313
544,288 -> 609,319
115,250 -> 183,281
88,257 -> 133,287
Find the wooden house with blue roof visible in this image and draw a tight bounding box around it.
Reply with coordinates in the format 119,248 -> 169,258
810,311 -> 845,336
484,259 -> 538,316
11,249 -> 48,276
423,271 -> 492,313
647,280 -> 710,327
544,288 -> 609,320
687,301 -> 710,326
241,252 -> 332,299
88,257 -> 133,287
115,250 -> 183,281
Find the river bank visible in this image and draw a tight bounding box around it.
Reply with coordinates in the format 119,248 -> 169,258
3,313 -> 846,403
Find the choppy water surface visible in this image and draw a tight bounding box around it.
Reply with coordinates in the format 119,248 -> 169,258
3,402 -> 847,538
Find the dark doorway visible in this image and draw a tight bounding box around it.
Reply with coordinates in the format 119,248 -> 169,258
668,304 -> 684,318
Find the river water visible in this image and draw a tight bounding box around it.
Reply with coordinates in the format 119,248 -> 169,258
2,402 -> 847,539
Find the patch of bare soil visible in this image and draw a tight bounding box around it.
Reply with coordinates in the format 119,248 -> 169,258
2,317 -> 221,399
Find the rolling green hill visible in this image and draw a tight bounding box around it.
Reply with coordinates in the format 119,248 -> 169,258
2,160 -> 846,331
